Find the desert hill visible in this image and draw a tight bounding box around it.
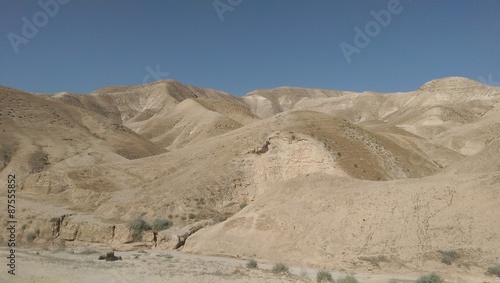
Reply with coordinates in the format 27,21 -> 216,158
185,171 -> 500,273
0,77 -> 499,279
0,85 -> 165,181
242,87 -> 351,118
47,80 -> 258,150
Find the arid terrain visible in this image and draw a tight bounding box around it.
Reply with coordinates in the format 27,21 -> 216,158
1,77 -> 499,282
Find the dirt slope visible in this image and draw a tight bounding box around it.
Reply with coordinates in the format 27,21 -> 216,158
185,172 -> 500,273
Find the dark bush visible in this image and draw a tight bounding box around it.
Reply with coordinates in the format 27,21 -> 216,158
337,275 -> 359,283
438,250 -> 459,265
272,262 -> 289,273
152,218 -> 172,231
317,271 -> 333,282
415,273 -> 444,283
246,259 -> 258,269
26,233 -> 37,243
487,264 -> 500,278
127,217 -> 151,239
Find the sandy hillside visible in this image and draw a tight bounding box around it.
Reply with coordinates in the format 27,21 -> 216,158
1,77 -> 500,282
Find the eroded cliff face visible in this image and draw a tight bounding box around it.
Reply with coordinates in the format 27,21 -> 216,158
0,208 -> 217,253
239,131 -> 348,198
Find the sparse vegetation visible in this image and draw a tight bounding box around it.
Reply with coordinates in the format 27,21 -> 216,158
337,275 -> 359,283
415,273 -> 444,283
487,264 -> 500,278
246,259 -> 258,269
29,150 -> 50,173
316,270 -> 334,282
127,217 -> 151,239
438,250 -> 459,265
215,215 -> 227,222
152,218 -> 172,231
2,149 -> 12,164
188,213 -> 196,219
272,262 -> 289,273
239,203 -> 247,209
26,232 -> 37,243
26,228 -> 40,243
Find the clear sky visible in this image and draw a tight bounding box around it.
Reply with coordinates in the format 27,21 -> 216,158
1,0 -> 499,95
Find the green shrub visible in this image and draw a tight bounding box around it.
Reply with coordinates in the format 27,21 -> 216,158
215,215 -> 227,222
487,264 -> 500,278
317,270 -> 334,282
272,262 -> 289,273
415,273 -> 444,283
246,259 -> 258,269
29,151 -> 50,173
3,149 -> 12,163
152,218 -> 172,231
438,250 -> 459,265
127,217 -> 151,239
26,233 -> 37,243
337,275 -> 359,283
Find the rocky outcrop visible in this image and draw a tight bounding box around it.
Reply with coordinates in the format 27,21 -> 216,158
156,219 -> 215,249
44,215 -> 133,245
112,224 -> 134,244
28,214 -> 212,250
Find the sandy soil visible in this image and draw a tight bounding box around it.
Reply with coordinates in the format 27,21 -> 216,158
2,248 -> 498,283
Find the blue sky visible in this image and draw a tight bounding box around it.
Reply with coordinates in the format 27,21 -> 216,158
1,0 -> 499,95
